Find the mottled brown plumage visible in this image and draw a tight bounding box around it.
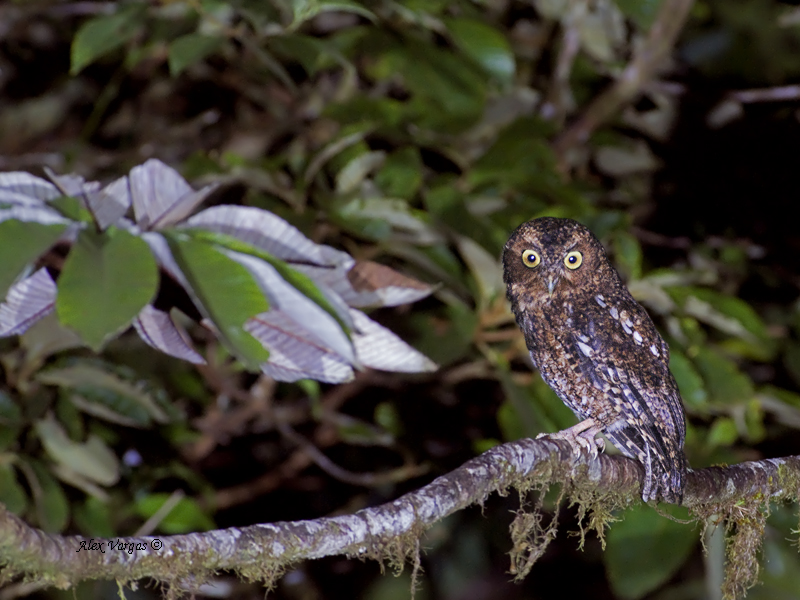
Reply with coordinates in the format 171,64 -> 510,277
502,217 -> 687,503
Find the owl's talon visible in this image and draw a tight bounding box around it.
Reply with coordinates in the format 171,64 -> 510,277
575,434 -> 599,459
536,417 -> 607,461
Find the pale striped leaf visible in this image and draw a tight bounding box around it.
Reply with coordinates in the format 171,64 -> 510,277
141,232 -> 192,289
184,205 -> 351,267
350,308 -> 437,373
0,189 -> 53,208
0,205 -> 72,226
225,250 -> 355,364
133,305 -> 206,365
0,172 -> 61,203
0,268 -> 57,336
129,159 -> 217,230
293,260 -> 432,308
245,311 -> 354,383
184,228 -> 355,331
46,168 -> 131,230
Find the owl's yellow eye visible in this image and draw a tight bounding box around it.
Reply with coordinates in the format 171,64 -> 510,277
564,251 -> 583,269
521,249 -> 540,268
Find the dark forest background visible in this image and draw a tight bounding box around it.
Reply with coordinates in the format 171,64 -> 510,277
3,1 -> 800,598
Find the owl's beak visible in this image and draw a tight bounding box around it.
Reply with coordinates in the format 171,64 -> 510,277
546,276 -> 558,296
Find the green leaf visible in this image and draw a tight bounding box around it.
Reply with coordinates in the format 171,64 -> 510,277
456,236 -> 504,308
70,4 -> 146,75
324,96 -> 407,130
56,389 -> 85,440
48,195 -> 91,222
615,0 -> 664,29
668,348 -> 708,410
168,33 -> 225,76
135,493 -> 215,534
167,235 -> 271,369
374,402 -> 403,436
496,369 -> 543,439
20,311 -> 84,367
290,0 -> 376,29
35,416 -> 120,486
181,229 -> 350,334
38,363 -> 170,427
336,150 -> 386,194
753,509 -> 800,598
0,462 -> 27,515
707,416 -> 738,447
445,18 -> 515,86
334,197 -> 437,244
408,300 -> 476,366
0,390 -> 22,424
73,496 -> 115,538
669,287 -> 772,358
398,40 -> 487,131
745,398 -> 766,443
471,117 -> 555,188
0,390 -> 24,450
0,426 -> 20,452
605,505 -> 697,599
374,147 -> 423,200
269,34 -> 331,76
496,368 -> 576,440
0,220 -> 67,297
612,230 -> 642,281
469,117 -> 583,206
335,414 -> 393,446
784,342 -> 800,388
692,346 -> 754,405
56,228 -> 158,351
362,32 -> 486,131
759,384 -> 800,410
27,460 -> 70,533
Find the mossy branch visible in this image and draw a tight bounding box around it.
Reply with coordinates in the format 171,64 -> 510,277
1,439 -> 798,597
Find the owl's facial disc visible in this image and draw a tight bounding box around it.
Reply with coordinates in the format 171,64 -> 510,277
503,217 -> 607,309
520,248 -> 560,296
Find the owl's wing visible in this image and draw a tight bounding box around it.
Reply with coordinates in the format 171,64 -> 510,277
570,330 -> 687,503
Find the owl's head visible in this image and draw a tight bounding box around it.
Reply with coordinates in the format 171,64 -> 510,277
502,217 -> 616,306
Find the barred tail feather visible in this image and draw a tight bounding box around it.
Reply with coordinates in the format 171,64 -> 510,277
605,425 -> 687,504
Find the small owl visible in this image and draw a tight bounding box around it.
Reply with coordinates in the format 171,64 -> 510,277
502,217 -> 687,503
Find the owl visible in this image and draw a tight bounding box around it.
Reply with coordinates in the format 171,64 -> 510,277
502,217 -> 687,503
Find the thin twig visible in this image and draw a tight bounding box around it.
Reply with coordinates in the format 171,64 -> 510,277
730,85 -> 800,103
277,421 -> 429,487
553,0 -> 695,166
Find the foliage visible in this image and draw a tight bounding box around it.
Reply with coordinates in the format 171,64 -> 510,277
0,0 -> 799,598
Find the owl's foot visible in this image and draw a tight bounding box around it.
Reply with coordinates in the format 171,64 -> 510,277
537,418 -> 605,459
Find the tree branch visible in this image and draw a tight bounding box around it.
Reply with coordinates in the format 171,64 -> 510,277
552,0 -> 696,164
1,438 -> 797,595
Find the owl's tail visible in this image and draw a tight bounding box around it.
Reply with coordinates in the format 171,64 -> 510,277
607,426 -> 688,504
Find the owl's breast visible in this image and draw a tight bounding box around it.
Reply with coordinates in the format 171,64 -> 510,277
524,299 -> 584,375
518,297 -> 574,355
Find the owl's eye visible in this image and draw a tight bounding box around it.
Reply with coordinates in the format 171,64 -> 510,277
521,249 -> 540,268
564,251 -> 583,269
